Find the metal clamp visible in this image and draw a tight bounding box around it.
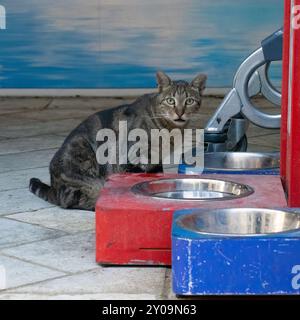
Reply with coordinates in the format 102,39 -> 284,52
205,28 -> 283,134
258,63 -> 281,106
235,48 -> 281,128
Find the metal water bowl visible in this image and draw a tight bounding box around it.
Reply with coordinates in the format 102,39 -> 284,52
132,178 -> 254,201
176,208 -> 300,236
204,152 -> 279,171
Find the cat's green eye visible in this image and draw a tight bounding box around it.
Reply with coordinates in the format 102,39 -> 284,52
185,98 -> 195,105
166,98 -> 176,105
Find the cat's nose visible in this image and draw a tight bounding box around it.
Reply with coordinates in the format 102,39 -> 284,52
175,108 -> 185,118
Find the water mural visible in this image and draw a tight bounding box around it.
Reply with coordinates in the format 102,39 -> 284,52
0,0 -> 283,89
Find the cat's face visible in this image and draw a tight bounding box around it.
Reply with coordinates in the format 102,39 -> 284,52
155,71 -> 207,128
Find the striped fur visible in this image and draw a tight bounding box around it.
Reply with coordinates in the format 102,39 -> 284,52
29,72 -> 207,211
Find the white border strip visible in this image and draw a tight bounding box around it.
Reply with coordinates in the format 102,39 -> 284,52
0,88 -> 229,97
288,0 -> 295,135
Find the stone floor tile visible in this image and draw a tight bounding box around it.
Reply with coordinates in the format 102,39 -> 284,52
4,267 -> 166,296
0,292 -> 158,300
2,232 -> 95,273
8,207 -> 94,234
0,255 -> 65,290
248,133 -> 280,149
0,149 -> 57,173
0,218 -> 65,249
0,167 -> 49,191
0,98 -> 52,115
0,119 -> 80,139
51,97 -> 134,110
247,143 -> 280,152
15,108 -> 99,121
0,188 -> 54,216
247,124 -> 279,138
0,135 -> 64,155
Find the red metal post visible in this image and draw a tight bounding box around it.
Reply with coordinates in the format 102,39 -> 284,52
280,0 -> 292,184
282,0 -> 300,207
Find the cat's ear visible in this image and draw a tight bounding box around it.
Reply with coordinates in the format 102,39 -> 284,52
191,74 -> 207,94
156,71 -> 171,92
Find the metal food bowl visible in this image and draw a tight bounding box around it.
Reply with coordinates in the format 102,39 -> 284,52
204,152 -> 279,171
132,178 -> 254,201
176,208 -> 300,236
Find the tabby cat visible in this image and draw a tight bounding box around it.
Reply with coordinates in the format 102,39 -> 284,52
29,71 -> 207,210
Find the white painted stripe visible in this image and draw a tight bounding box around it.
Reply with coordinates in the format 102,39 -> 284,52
288,0 -> 295,135
0,88 -> 230,97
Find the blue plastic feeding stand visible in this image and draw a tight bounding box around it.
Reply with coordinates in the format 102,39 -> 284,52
178,152 -> 280,175
172,208 -> 300,295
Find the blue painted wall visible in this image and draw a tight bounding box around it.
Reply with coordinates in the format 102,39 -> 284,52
0,0 -> 283,89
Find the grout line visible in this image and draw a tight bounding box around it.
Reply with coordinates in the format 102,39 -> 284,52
0,205 -> 57,217
248,132 -> 280,138
0,115 -> 81,124
248,141 -> 280,146
0,187 -> 32,192
0,229 -> 95,254
41,99 -> 54,110
0,147 -> 58,157
0,266 -> 165,296
249,144 -> 280,149
247,134 -> 279,139
0,234 -> 68,252
0,262 -> 103,294
11,116 -> 88,123
0,252 -> 71,275
0,165 -> 48,174
247,147 -> 280,152
0,165 -> 51,175
3,216 -> 94,235
0,229 -> 95,252
0,132 -> 68,141
0,147 -> 61,157
0,292 -> 162,299
52,133 -> 68,137
160,268 -> 171,300
1,214 -> 74,234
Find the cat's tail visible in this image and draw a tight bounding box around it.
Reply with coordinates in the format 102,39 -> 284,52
29,178 -> 58,205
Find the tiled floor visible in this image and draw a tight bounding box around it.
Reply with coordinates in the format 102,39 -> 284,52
0,96 -> 280,300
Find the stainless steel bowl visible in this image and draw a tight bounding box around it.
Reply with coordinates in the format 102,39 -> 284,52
204,152 -> 279,171
176,208 -> 300,236
132,178 -> 254,201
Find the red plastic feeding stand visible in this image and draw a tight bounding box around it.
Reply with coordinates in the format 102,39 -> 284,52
281,0 -> 300,207
95,173 -> 286,265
